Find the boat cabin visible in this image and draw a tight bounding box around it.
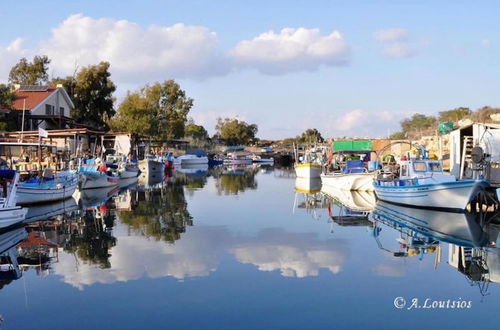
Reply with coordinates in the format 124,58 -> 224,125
398,159 -> 455,185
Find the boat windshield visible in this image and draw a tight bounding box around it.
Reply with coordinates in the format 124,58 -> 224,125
428,162 -> 442,172
413,161 -> 427,172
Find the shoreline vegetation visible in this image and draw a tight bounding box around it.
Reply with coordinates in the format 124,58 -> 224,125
1,55 -> 499,148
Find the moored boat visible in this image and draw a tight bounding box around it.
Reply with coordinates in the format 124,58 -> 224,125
78,162 -> 119,190
0,169 -> 27,229
138,156 -> 165,176
174,149 -> 209,165
320,160 -> 375,191
17,169 -> 78,205
224,152 -> 253,165
373,156 -> 487,212
294,163 -> 322,178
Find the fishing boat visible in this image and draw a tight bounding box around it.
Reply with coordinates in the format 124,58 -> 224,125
78,160 -> 119,190
138,155 -> 165,176
321,160 -> 375,191
373,153 -> 487,212
174,149 -> 209,165
17,169 -> 78,205
0,169 -> 27,229
224,152 -> 253,165
106,155 -> 139,179
293,147 -> 322,178
295,163 -> 322,178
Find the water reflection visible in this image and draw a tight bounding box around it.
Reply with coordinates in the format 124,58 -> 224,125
213,165 -> 258,195
370,200 -> 500,295
119,179 -> 193,243
0,228 -> 27,289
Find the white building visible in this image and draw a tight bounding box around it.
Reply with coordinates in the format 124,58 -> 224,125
449,123 -> 500,186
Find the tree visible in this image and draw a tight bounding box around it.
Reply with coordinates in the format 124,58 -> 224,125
400,113 -> 437,139
215,117 -> 258,145
471,106 -> 500,123
438,107 -> 472,123
9,55 -> 51,85
389,131 -> 406,140
0,84 -> 14,109
184,119 -> 208,140
300,128 -> 324,143
0,84 -> 16,131
112,80 -> 193,139
56,62 -> 116,130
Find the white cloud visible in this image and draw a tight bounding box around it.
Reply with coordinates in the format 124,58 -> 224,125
0,38 -> 28,83
230,27 -> 350,74
373,28 -> 408,42
373,28 -> 417,59
230,229 -> 349,278
300,109 -> 411,138
382,43 -> 417,59
39,14 -> 228,81
480,39 -> 491,47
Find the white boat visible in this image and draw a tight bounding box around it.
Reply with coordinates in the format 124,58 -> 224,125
374,158 -> 487,212
138,156 -> 165,176
294,163 -> 322,178
224,152 -> 253,165
174,149 -> 208,165
320,160 -> 375,191
106,155 -> 139,179
17,170 -> 78,205
0,170 -> 27,229
78,165 -> 119,190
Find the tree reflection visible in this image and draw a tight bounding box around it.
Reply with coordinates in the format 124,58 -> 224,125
214,166 -> 258,195
119,180 -> 193,243
64,207 -> 117,269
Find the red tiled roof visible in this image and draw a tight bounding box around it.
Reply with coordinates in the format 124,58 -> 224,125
11,88 -> 56,111
19,232 -> 58,248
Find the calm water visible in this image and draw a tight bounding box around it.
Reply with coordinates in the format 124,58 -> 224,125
1,165 -> 499,330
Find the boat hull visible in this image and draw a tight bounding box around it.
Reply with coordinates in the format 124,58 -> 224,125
119,167 -> 139,179
294,163 -> 322,178
17,183 -> 77,205
320,172 -> 375,191
224,159 -> 253,165
373,179 -> 487,212
138,159 -> 165,175
80,172 -> 119,190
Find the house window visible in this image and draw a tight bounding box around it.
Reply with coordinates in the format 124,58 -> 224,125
59,107 -> 64,115
45,104 -> 52,115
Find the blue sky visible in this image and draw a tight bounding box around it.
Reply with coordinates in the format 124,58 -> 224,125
1,0 -> 499,138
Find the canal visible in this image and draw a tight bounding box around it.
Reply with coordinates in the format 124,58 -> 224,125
0,165 -> 499,330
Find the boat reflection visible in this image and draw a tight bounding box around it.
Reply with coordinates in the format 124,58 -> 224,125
24,197 -> 79,223
0,227 -> 27,290
371,200 -> 500,295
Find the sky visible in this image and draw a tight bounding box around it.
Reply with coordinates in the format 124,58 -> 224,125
1,0 -> 499,139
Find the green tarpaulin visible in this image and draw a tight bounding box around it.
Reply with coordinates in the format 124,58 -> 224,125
333,140 -> 372,151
